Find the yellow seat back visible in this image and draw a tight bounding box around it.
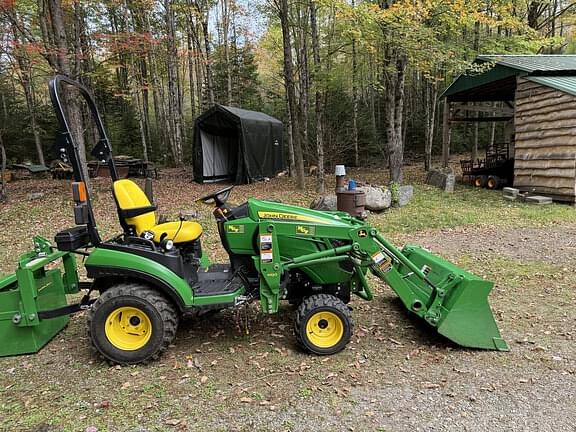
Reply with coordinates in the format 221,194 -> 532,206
113,179 -> 155,235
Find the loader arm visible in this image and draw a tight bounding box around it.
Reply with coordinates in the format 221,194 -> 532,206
218,198 -> 507,352
250,215 -> 508,352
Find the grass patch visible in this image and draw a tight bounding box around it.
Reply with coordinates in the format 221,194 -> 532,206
371,184 -> 576,235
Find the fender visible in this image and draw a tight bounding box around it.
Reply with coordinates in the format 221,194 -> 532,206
85,247 -> 194,310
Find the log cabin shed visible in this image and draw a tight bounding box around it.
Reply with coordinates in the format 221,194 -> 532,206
442,55 -> 576,203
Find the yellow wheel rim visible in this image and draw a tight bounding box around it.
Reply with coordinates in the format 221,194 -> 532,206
305,311 -> 344,349
487,179 -> 496,189
105,306 -> 152,351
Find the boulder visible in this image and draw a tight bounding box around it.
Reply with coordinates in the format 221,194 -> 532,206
426,168 -> 455,193
358,186 -> 391,211
310,195 -> 337,211
397,185 -> 414,207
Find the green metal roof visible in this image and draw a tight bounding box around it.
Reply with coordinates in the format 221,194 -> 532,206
477,55 -> 576,73
525,76 -> 576,96
442,55 -> 576,101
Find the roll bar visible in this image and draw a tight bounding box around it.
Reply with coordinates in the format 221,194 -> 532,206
49,75 -> 119,246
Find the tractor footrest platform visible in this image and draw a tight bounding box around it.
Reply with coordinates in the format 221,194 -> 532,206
193,277 -> 242,297
197,264 -> 231,281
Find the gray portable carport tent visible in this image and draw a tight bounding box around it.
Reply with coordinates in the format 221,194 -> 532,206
193,105 -> 284,184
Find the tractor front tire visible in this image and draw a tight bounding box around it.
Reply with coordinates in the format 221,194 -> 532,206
88,283 -> 179,364
295,294 -> 353,355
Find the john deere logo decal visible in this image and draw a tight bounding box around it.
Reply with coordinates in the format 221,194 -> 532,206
296,225 -> 315,236
358,229 -> 368,238
226,224 -> 244,233
257,211 -> 329,224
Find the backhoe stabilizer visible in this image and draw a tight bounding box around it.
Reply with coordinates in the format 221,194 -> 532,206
368,234 -> 508,351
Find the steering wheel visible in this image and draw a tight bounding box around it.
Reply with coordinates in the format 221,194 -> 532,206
196,185 -> 234,207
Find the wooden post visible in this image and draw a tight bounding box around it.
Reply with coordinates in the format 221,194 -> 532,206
504,118 -> 514,159
442,99 -> 452,168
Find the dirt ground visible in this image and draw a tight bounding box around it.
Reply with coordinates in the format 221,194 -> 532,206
0,166 -> 575,432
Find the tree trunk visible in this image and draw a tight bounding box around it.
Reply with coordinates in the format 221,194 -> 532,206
45,0 -> 90,185
1,93 -> 7,121
165,0 -> 183,164
424,81 -> 437,171
130,68 -> 149,162
442,99 -> 452,168
176,35 -> 187,150
0,130 -> 6,200
295,6 -> 310,159
489,102 -> 497,151
278,0 -> 305,189
186,26 -> 197,119
193,28 -> 205,110
285,94 -> 296,176
221,0 -> 233,105
351,0 -> 359,167
386,54 -> 407,184
472,110 -> 479,163
128,6 -> 152,156
310,0 -> 324,193
201,9 -> 215,105
11,17 -> 45,165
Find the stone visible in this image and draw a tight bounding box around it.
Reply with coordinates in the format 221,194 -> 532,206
27,192 -> 45,201
502,187 -> 519,200
310,195 -> 337,211
444,174 -> 456,193
525,195 -> 552,205
357,186 -> 391,211
425,169 -> 455,193
397,185 -> 414,207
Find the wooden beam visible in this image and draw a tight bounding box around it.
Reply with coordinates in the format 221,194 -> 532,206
450,116 -> 514,123
442,100 -> 451,168
452,104 -> 514,116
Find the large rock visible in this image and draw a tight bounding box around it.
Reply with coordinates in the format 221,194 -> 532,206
398,185 -> 414,207
310,195 -> 337,211
358,185 -> 391,211
426,168 -> 455,193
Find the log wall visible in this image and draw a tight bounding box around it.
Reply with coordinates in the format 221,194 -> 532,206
514,78 -> 576,202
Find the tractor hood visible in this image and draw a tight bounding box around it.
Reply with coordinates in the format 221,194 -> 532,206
247,198 -> 363,227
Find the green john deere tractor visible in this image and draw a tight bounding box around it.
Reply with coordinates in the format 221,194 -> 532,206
0,76 -> 508,364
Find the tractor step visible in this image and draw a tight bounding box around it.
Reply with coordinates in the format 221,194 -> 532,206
193,276 -> 243,297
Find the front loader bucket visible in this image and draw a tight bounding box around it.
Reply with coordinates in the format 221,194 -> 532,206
392,246 -> 508,351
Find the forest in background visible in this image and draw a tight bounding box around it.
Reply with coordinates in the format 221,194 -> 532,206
0,0 -> 575,193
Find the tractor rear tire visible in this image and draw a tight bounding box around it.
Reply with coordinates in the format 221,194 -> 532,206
294,294 -> 353,355
474,175 -> 487,188
87,283 -> 179,364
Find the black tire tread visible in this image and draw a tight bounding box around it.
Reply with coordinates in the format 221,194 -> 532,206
294,294 -> 353,355
87,283 -> 179,364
